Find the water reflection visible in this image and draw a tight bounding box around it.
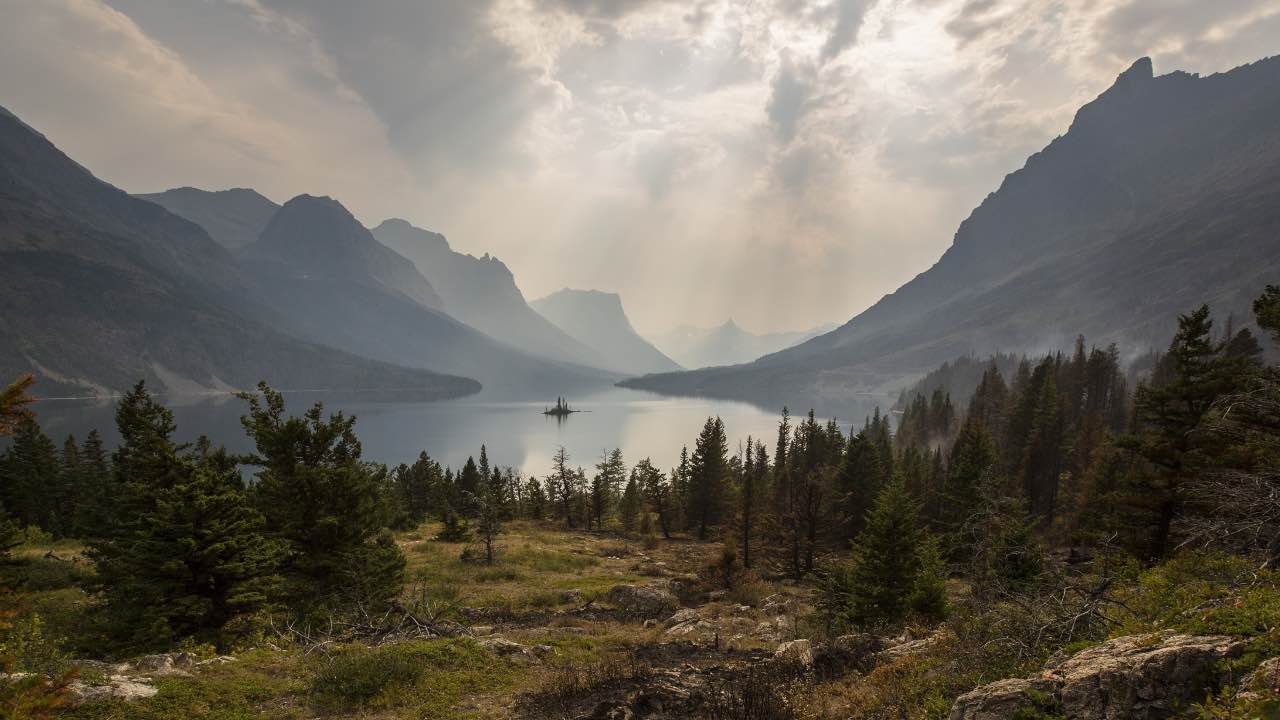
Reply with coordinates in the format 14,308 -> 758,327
24,387 -> 892,478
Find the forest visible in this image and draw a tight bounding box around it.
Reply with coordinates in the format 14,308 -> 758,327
3,286 -> 1280,718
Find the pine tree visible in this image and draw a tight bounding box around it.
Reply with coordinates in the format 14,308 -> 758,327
548,446 -> 577,529
238,383 -> 405,612
688,417 -> 729,539
635,458 -> 672,538
590,448 -> 624,529
524,476 -> 547,520
840,478 -> 942,628
90,385 -> 284,649
1,418 -> 58,532
619,473 -> 641,534
73,430 -> 113,539
944,415 -> 999,543
1119,305 -> 1261,559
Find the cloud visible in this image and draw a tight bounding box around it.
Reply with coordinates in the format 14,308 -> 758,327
2,0 -> 1278,335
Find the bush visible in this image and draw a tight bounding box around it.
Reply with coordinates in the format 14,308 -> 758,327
311,646 -> 426,705
728,571 -> 770,607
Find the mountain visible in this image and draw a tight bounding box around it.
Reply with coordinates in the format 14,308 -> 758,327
650,319 -> 836,369
239,196 -> 617,395
624,56 -> 1280,414
136,187 -> 279,250
0,105 -> 477,399
242,196 -> 441,310
531,289 -> 681,376
370,219 -> 610,369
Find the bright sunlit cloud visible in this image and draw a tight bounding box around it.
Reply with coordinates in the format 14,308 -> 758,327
1,0 -> 1276,334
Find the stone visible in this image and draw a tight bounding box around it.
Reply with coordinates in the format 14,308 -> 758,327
774,639 -> 815,669
478,637 -> 541,663
950,632 -> 1247,720
67,675 -> 158,703
950,677 -> 1058,720
664,608 -> 700,628
606,583 -> 680,617
642,619 -> 658,629
760,593 -> 791,615
1240,656 -> 1280,702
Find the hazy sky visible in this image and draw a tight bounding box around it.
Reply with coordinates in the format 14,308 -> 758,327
1,0 -> 1277,334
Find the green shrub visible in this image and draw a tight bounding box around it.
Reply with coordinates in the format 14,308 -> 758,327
312,646 -> 426,705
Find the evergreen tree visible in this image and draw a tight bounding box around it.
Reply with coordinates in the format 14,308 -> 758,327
392,452 -> 443,529
238,383 -> 405,612
1,418 -> 58,532
590,448 -> 625,529
688,417 -> 729,539
635,458 -> 672,539
548,446 -> 577,529
834,478 -> 943,628
524,476 -> 547,520
74,430 -> 114,539
944,415 -> 999,542
619,473 -> 641,534
1119,306 -> 1261,558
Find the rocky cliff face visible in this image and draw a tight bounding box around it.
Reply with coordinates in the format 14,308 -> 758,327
532,289 -> 681,376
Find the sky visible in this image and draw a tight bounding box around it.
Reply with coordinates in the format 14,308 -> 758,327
1,0 -> 1277,335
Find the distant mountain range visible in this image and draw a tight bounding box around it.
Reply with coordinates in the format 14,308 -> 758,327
370,219 -> 610,370
137,187 -> 278,250
649,319 -> 836,369
0,105 -> 476,399
531,289 -> 681,376
624,56 -> 1280,414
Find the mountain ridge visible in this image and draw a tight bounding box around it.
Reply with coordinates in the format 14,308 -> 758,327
531,289 -> 681,376
623,56 -> 1280,413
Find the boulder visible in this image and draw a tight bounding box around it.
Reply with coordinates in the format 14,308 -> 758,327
67,675 -> 158,703
1240,656 -> 1280,702
606,583 -> 680,617
478,636 -> 542,663
950,632 -> 1246,720
774,639 -> 815,669
664,608 -> 700,628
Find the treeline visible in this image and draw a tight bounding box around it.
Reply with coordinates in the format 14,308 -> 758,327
0,384 -> 409,652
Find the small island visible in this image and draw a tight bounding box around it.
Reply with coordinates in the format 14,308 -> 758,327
543,396 -> 579,416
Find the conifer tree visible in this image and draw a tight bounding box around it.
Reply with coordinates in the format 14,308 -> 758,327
688,417 -> 729,539
524,476 -> 547,520
1,418 -> 58,532
590,448 -> 624,529
548,446 -> 578,529
619,473 -> 641,534
238,383 -> 405,612
635,458 -> 672,538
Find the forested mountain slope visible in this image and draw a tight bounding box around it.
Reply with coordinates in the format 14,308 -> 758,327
624,56 -> 1280,413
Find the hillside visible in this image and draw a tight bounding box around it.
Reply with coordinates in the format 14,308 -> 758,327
0,105 -> 478,399
239,197 -> 617,395
650,319 -> 835,369
623,56 -> 1280,414
136,187 -> 279,250
371,219 -> 610,369
531,289 -> 682,376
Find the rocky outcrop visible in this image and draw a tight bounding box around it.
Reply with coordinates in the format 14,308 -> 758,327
607,583 -> 680,617
950,632 -> 1247,720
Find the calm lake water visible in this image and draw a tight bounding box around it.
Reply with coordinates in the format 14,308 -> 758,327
26,386 -> 892,478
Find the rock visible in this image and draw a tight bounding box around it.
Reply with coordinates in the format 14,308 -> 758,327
471,625 -> 495,636
196,655 -> 237,667
1240,656 -> 1280,702
706,590 -> 727,602
131,652 -> 196,676
950,632 -> 1246,720
642,619 -> 658,629
664,608 -> 700,628
774,639 -> 815,669
760,593 -> 790,615
561,589 -> 585,604
606,583 -> 679,617
67,675 -> 158,703
478,637 -> 542,663
950,677 -> 1059,720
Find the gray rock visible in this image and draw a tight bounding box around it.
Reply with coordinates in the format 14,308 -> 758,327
478,636 -> 542,663
774,639 -> 815,669
606,583 -> 680,617
67,675 -> 159,703
950,632 -> 1246,720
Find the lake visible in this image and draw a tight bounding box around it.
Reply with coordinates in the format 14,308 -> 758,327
25,386 -> 893,478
